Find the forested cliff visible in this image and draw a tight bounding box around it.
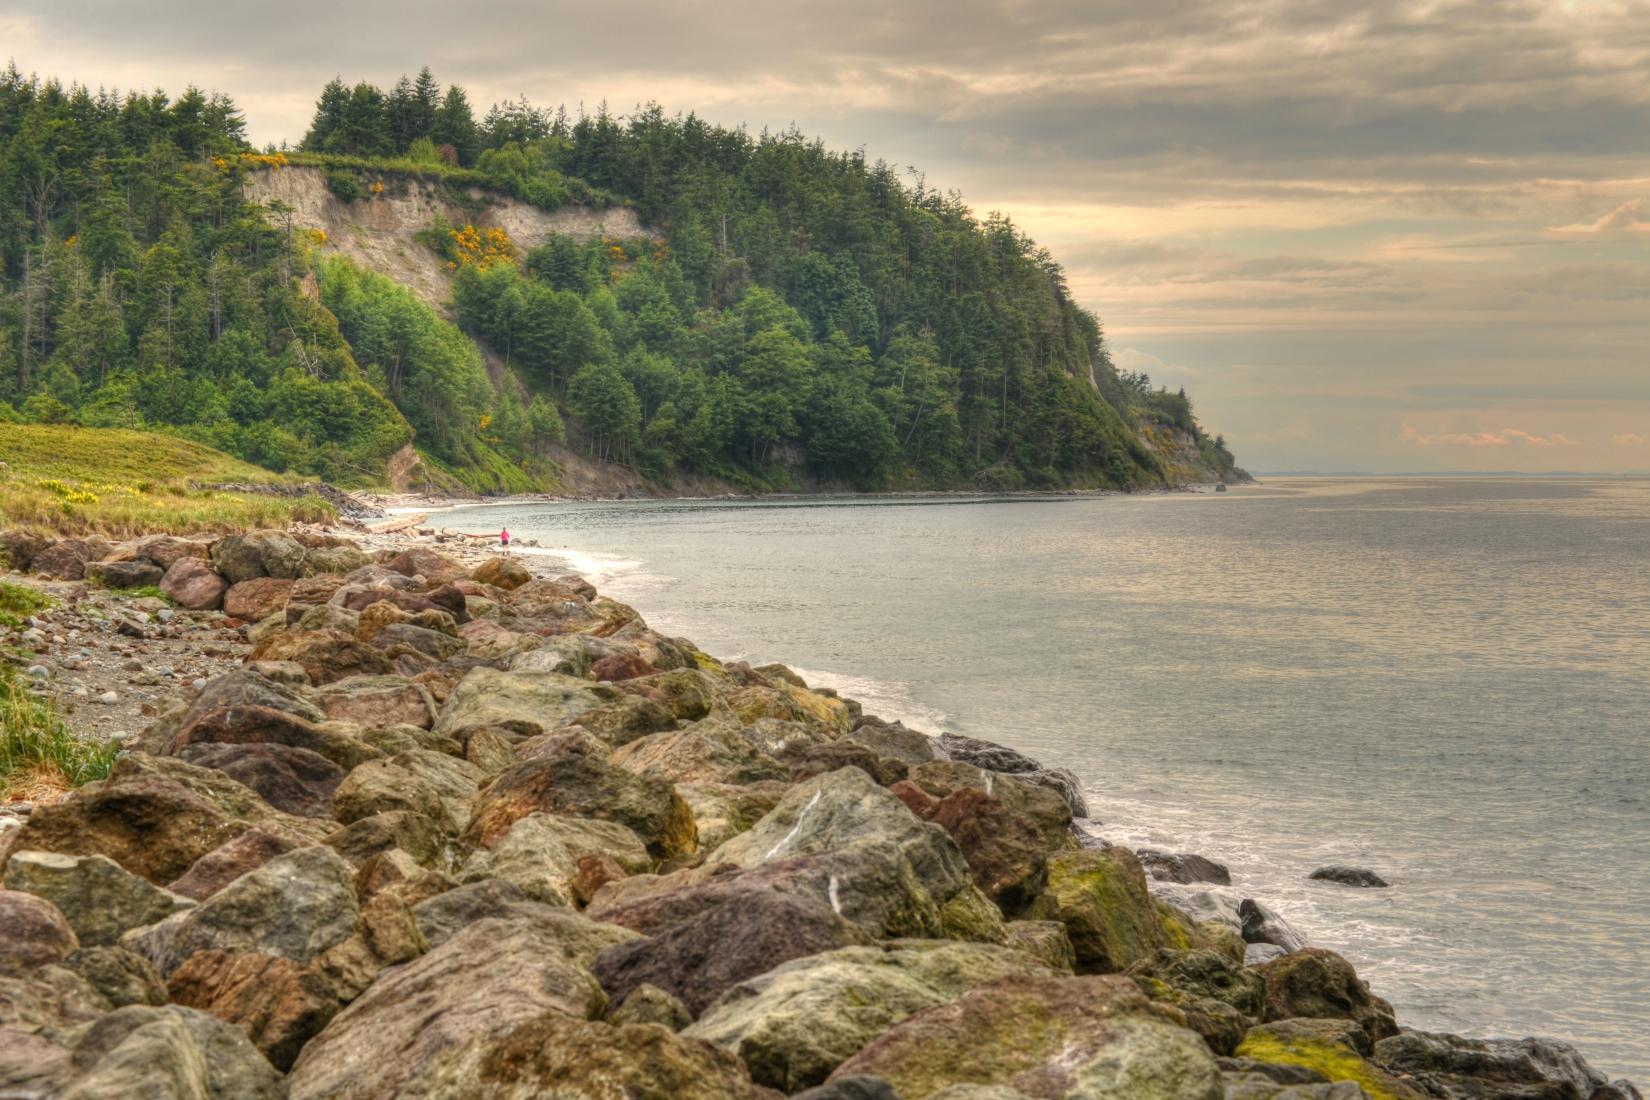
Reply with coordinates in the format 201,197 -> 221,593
0,64 -> 1246,493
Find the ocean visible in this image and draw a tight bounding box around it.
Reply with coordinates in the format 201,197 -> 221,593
444,477 -> 1650,1080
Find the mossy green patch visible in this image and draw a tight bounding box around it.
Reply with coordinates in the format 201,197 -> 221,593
1045,848 -> 1164,973
1235,1031 -> 1423,1100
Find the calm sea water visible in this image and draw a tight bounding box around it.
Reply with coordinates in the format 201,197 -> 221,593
446,478 -> 1650,1080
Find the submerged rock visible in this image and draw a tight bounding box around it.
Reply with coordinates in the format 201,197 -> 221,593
1138,849 -> 1232,886
1309,866 -> 1389,889
1373,1029 -> 1613,1099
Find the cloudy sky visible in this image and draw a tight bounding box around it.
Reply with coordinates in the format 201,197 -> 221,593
8,0 -> 1648,471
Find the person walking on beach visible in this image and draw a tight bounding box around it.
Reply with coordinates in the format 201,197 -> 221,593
500,527 -> 510,553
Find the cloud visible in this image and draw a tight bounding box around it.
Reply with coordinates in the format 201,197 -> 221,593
1614,432 -> 1649,446
1400,426 -> 1581,448
1549,198 -> 1650,237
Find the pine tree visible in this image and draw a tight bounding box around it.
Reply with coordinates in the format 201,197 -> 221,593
431,85 -> 479,166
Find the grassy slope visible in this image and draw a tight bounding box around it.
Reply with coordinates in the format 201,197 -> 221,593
0,425 -> 336,536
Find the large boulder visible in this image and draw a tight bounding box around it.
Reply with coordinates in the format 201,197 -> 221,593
160,556 -> 230,610
224,577 -> 294,621
1042,848 -> 1165,974
434,668 -> 616,743
175,742 -> 345,819
1128,946 -> 1265,1055
1373,1029 -> 1613,1100
1241,898 -> 1309,954
591,878 -> 872,1016
126,845 -> 358,976
249,628 -> 395,685
610,724 -> 790,786
285,918 -> 608,1100
684,942 -> 1059,1091
473,556 -> 532,590
906,761 -> 1074,852
1255,949 -> 1398,1045
410,879 -> 641,960
3,851 -> 193,947
29,539 -> 93,580
1310,866 -> 1389,889
0,889 -> 79,971
830,973 -> 1222,1099
465,731 -> 696,859
317,674 -> 438,729
211,531 -> 307,583
167,703 -> 381,771
386,546 -> 471,584
674,781 -> 791,852
167,825 -> 309,901
916,785 -> 1049,911
130,534 -> 210,570
57,1003 -> 285,1099
1138,849 -> 1232,886
460,813 -> 651,906
330,757 -> 453,829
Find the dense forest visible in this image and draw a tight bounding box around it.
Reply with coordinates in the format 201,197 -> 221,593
0,62 -> 1243,491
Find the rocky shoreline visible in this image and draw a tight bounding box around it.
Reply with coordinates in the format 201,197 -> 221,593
0,524 -> 1640,1099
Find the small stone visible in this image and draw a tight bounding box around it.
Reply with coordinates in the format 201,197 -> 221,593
26,664 -> 49,679
96,691 -> 119,705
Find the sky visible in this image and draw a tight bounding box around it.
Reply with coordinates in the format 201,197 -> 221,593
6,0 -> 1648,472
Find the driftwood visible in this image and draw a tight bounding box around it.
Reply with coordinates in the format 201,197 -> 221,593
367,513 -> 427,533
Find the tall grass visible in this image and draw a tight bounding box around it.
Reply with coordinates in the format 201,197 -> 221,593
0,425 -> 336,537
0,664 -> 118,800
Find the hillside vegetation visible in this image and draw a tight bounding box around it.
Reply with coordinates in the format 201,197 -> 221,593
0,424 -> 334,535
0,63 -> 1245,493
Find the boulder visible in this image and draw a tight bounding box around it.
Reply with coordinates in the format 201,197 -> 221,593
906,761 -> 1074,851
180,668 -> 325,724
684,941 -> 1059,1091
674,781 -> 790,852
465,731 -> 696,859
224,577 -> 294,621
1373,1029 -> 1611,1100
316,674 -> 438,729
0,889 -> 79,971
331,757 -> 453,829
558,696 -> 679,748
778,739 -> 910,785
1242,898 -> 1309,953
168,702 -> 381,771
60,1003 -> 285,1099
460,812 -> 651,906
386,546 -> 470,584
1127,946 -> 1265,1055
0,528 -> 50,570
63,944 -> 167,1008
829,973 -> 1222,1099
793,1079 -> 902,1100
285,918 -> 608,1100
610,724 -> 790,786
434,667 -> 615,743
296,602 -> 362,635
610,983 -> 694,1030
1150,885 -> 1244,933
591,879 -> 872,1015
160,556 -> 230,610
845,719 -> 944,767
303,545 -> 370,575
374,621 -> 466,660
1309,866 -> 1389,889
1255,949 -> 1398,1045
473,555 -> 532,590
167,825 -> 309,901
84,559 -> 164,589
937,732 -> 1042,774
410,879 -> 641,961
211,531 -> 307,583
324,809 -> 452,870
3,851 -> 193,947
130,534 -> 210,570
1237,1018 -> 1426,1099
29,539 -> 93,580
1042,848 -> 1165,973
175,742 -> 345,818
127,845 -> 358,976
592,650 -> 654,681
1138,849 -> 1232,886
354,848 -> 457,909
249,628 -> 395,685
922,786 -> 1049,911
616,669 -> 725,722
165,949 -> 342,1071
1003,920 -> 1077,973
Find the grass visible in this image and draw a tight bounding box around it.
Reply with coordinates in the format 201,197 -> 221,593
0,425 -> 337,537
0,662 -> 118,802
0,581 -> 51,630
108,585 -> 168,601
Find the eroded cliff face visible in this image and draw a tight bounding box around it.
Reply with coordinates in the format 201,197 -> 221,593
244,166 -> 654,311
1135,419 -> 1251,486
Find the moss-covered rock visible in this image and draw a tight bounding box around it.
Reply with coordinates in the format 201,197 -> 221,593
1237,1019 -> 1426,1100
1255,949 -> 1398,1045
1041,848 -> 1164,973
829,973 -> 1222,1099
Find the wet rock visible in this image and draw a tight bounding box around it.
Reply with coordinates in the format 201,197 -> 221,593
1254,948 -> 1398,1045
591,879 -> 872,1015
160,556 -> 230,610
1241,898 -> 1309,954
1139,848 -> 1232,885
1237,1018 -> 1425,1099
434,667 -> 615,742
1373,1029 -> 1612,1100
460,812 -> 651,906
3,851 -> 194,947
0,889 -> 79,971
466,730 -> 696,859
937,732 -> 1041,774
684,941 -> 1059,1091
472,555 -> 532,590
223,577 -> 294,621
285,918 -> 607,1100
830,973 -> 1222,1099
85,559 -> 164,589
1042,848 -> 1166,974
63,1003 -> 286,1099
1246,943 -> 1288,966
175,742 -> 345,819
1309,866 -> 1389,889
127,845 -> 359,976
